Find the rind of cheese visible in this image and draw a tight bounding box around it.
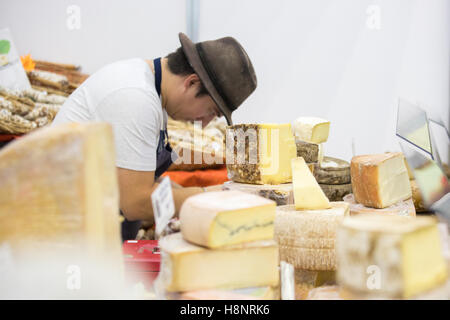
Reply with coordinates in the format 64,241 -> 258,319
180,191 -> 276,248
158,233 -> 280,292
350,152 -> 412,208
0,123 -> 122,259
295,139 -> 320,163
293,117 -> 330,144
410,180 -> 427,212
336,215 -> 448,299
343,193 -> 416,217
275,202 -> 349,270
319,183 -> 352,201
223,181 -> 294,206
314,156 -> 351,185
292,157 -> 331,210
226,123 -> 297,185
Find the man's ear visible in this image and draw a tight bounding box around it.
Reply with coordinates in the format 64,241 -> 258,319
183,73 -> 200,92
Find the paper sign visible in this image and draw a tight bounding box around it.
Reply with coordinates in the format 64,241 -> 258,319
280,261 -> 295,300
151,177 -> 175,237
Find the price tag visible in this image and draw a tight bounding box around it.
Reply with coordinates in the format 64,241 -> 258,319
151,177 -> 175,237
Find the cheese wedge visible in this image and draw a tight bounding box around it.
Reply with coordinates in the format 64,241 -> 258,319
295,269 -> 336,300
350,152 -> 412,208
223,181 -> 294,206
157,233 -> 279,292
292,157 -> 331,210
180,190 -> 276,248
336,215 -> 448,299
275,202 -> 349,270
0,123 -> 122,257
226,123 -> 297,184
293,117 -> 330,144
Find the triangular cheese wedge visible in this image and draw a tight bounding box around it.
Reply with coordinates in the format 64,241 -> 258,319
292,157 -> 331,210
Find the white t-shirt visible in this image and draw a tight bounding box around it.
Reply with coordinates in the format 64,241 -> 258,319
52,58 -> 167,171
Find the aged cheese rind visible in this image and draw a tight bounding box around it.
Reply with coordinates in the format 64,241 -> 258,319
295,139 -> 320,163
158,233 -> 280,292
410,180 -> 427,212
343,194 -> 416,217
314,156 -> 351,185
319,183 -> 352,201
226,123 -> 297,185
0,123 -> 122,258
222,181 -> 294,206
350,152 -> 412,208
336,215 -> 448,299
179,190 -> 276,248
292,157 -> 331,210
275,202 -> 349,270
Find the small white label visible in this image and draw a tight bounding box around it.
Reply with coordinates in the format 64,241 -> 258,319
280,261 -> 295,300
151,177 -> 175,237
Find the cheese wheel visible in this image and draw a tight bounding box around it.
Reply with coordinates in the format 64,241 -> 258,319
343,194 -> 416,217
223,181 -> 294,206
314,156 -> 351,184
275,202 -> 349,270
319,183 -> 352,201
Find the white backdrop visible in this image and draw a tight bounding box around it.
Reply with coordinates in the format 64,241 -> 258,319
0,0 -> 448,163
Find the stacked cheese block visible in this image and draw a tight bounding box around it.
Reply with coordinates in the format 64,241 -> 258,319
275,157 -> 350,299
154,190 -> 281,299
0,123 -> 125,298
293,117 -> 352,201
224,123 -> 298,205
344,152 -> 416,217
336,214 -> 449,299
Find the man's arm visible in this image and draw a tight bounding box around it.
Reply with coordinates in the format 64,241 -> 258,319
117,167 -> 204,222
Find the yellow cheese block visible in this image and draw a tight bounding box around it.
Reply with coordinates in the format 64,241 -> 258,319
337,215 -> 448,299
0,123 -> 122,258
226,123 -> 297,185
157,233 -> 280,292
293,117 -> 330,144
291,157 -> 331,210
179,190 -> 276,248
350,152 -> 412,208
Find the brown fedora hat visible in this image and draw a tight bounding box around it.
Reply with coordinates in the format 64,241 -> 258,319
179,32 -> 257,125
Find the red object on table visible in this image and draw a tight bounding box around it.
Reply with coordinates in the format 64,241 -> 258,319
162,165 -> 229,187
123,240 -> 160,289
0,134 -> 22,142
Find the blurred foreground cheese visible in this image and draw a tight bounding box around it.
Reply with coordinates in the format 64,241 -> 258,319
337,215 -> 448,299
226,123 -> 297,184
275,202 -> 349,270
350,152 -> 412,208
0,123 -> 122,257
293,117 -> 330,144
178,286 -> 278,300
292,157 -> 330,210
294,269 -> 336,300
157,233 -> 279,292
180,191 -> 276,248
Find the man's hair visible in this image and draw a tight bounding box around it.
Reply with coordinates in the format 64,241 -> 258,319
166,47 -> 209,97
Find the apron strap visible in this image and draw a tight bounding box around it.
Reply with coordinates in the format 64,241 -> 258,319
153,57 -> 162,97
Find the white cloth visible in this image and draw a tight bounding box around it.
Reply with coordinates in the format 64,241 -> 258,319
52,58 -> 166,171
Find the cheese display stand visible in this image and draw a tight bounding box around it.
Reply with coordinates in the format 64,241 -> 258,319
1,58 -> 449,301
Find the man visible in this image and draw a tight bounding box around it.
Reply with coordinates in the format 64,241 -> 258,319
52,33 -> 257,240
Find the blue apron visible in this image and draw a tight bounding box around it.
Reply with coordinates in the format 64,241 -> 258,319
121,57 -> 174,241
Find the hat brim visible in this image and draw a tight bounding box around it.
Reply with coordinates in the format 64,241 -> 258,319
178,32 -> 233,125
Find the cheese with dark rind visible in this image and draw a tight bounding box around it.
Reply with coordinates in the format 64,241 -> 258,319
295,139 -> 320,163
314,156 -> 351,185
222,181 -> 294,206
319,183 -> 352,201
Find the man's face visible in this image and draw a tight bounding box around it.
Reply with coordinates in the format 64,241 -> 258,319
168,74 -> 221,128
